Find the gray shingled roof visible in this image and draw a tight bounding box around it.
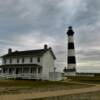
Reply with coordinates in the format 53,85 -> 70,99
1,48 -> 56,59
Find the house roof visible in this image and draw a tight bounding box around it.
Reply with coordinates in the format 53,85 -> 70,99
1,48 -> 56,59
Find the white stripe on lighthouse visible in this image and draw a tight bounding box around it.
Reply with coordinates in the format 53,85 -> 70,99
67,64 -> 76,69
67,49 -> 75,57
68,36 -> 74,43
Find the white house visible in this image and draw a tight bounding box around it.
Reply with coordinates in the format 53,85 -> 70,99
0,45 -> 56,80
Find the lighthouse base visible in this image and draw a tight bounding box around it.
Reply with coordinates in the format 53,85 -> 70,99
64,69 -> 76,76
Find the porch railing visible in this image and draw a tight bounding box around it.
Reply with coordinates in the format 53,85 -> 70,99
0,73 -> 42,79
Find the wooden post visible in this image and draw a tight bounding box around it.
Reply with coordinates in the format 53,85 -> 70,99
36,67 -> 38,79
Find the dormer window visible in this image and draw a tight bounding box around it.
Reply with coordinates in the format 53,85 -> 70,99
37,57 -> 40,62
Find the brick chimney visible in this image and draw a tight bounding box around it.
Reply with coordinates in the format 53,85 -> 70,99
44,44 -> 48,50
8,48 -> 12,54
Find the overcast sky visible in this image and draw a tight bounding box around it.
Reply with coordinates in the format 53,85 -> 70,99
0,0 -> 100,72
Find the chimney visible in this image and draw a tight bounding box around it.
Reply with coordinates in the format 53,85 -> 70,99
44,44 -> 48,50
8,48 -> 12,54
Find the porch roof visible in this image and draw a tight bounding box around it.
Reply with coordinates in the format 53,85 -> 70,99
0,64 -> 42,68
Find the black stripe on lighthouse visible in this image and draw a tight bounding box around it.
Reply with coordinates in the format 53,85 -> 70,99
68,56 -> 76,64
68,43 -> 74,49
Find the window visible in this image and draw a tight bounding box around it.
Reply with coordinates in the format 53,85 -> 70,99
37,57 -> 40,62
17,58 -> 19,63
31,68 -> 36,73
9,68 -> 11,74
3,68 -> 7,73
9,58 -> 12,64
38,68 -> 42,73
4,58 -> 6,64
22,58 -> 24,63
30,57 -> 32,63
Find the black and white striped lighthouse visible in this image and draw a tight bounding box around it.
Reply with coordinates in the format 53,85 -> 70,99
66,26 -> 76,74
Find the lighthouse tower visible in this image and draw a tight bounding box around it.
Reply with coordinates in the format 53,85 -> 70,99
66,26 -> 76,75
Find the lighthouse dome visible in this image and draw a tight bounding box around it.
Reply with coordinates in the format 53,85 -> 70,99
67,26 -> 74,36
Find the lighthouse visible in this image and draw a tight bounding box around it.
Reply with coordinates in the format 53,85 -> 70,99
66,26 -> 76,75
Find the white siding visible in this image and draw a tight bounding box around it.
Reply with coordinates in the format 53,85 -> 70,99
2,57 -> 42,66
42,51 -> 55,80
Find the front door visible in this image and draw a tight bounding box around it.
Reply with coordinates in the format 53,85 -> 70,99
16,68 -> 18,74
16,68 -> 22,74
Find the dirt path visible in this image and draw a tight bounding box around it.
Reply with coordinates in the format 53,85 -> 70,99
0,85 -> 100,100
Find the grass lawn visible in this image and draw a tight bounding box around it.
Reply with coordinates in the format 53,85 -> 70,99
67,76 -> 100,84
0,79 -> 91,87
0,79 -> 91,95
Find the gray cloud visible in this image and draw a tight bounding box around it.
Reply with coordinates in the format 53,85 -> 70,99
0,0 -> 100,72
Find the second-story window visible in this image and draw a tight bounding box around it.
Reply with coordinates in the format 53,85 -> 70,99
30,57 -> 32,63
22,57 -> 24,63
37,57 -> 40,62
4,58 -> 6,64
10,58 -> 12,64
17,58 -> 19,63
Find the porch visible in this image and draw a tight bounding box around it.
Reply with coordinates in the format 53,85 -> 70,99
0,64 -> 42,79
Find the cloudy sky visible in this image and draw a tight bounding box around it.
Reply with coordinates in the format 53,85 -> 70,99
0,0 -> 100,72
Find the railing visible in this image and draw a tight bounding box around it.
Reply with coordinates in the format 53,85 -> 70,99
0,73 -> 42,79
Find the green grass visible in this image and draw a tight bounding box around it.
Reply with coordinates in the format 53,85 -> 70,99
0,80 -> 93,95
67,76 -> 100,80
0,79 -> 90,88
0,79 -> 92,87
67,76 -> 100,84
0,79 -> 91,90
0,80 -> 68,87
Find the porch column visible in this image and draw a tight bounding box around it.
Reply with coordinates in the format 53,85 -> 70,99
13,68 -> 16,74
22,67 -> 23,75
14,67 -> 17,79
29,67 -> 31,78
29,67 -> 31,75
14,68 -> 16,74
36,67 -> 38,78
29,67 -> 31,73
1,68 -> 3,74
7,68 -> 9,78
7,68 -> 9,74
